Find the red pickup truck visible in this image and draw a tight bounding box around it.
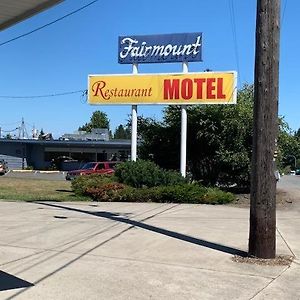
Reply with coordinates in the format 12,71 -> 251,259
66,161 -> 118,180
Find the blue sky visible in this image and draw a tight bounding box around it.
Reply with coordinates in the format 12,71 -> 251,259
0,0 -> 296,138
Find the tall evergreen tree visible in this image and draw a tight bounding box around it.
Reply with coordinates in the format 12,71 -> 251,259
114,124 -> 131,139
79,111 -> 110,132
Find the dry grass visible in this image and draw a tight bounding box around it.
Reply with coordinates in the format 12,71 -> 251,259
0,177 -> 88,201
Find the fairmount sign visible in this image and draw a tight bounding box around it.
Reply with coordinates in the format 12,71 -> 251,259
118,33 -> 202,64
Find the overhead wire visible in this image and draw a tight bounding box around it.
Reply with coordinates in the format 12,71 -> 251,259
228,0 -> 241,86
1,128 -> 19,133
0,0 -> 100,47
281,0 -> 288,28
0,90 -> 87,99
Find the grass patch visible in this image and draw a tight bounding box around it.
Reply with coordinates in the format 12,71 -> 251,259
0,177 -> 89,201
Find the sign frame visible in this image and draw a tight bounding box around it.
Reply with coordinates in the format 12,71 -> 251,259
88,71 -> 237,106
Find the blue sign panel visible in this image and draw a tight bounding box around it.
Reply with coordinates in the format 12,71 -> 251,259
118,32 -> 202,64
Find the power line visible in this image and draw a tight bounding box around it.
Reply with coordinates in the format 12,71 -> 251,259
0,0 -> 100,47
0,89 -> 86,99
281,0 -> 288,28
1,128 -> 19,133
228,0 -> 241,85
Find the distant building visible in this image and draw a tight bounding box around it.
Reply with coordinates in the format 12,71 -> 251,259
0,138 -> 130,170
60,128 -> 109,141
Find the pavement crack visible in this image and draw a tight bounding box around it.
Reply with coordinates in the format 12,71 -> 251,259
249,265 -> 290,299
276,227 -> 296,258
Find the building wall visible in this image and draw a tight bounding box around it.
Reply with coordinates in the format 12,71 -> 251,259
0,141 -> 26,169
0,139 -> 131,170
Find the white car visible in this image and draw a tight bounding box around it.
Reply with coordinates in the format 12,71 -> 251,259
274,170 -> 280,181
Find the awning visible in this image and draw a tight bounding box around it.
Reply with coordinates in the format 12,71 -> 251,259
0,0 -> 63,31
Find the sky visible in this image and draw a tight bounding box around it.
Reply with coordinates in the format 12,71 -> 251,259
0,0 -> 297,138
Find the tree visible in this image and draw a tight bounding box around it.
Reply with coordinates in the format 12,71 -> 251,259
138,117 -> 180,170
114,124 -> 131,139
138,84 -> 298,189
277,119 -> 300,170
79,111 -> 110,132
295,128 -> 300,138
138,84 -> 254,189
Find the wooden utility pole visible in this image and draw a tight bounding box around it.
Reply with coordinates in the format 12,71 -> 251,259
249,0 -> 280,259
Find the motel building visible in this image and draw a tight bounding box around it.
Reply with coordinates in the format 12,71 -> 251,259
0,135 -> 131,171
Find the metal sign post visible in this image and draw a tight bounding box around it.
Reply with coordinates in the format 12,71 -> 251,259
180,62 -> 189,177
131,63 -> 138,161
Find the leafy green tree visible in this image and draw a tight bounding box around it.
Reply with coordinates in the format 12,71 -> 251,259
138,117 -> 180,170
139,84 -> 254,188
277,119 -> 300,170
79,111 -> 110,132
114,124 -> 131,139
295,128 -> 300,138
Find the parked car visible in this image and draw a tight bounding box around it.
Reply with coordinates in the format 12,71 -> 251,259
66,161 -> 118,180
0,159 -> 8,175
296,169 -> 300,175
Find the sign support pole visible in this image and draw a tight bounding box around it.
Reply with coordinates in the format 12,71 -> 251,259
131,63 -> 138,161
180,62 -> 189,177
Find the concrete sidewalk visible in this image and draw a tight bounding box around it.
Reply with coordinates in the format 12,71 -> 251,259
0,201 -> 299,299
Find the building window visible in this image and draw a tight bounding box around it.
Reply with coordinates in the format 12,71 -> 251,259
44,152 -> 69,162
96,163 -> 105,170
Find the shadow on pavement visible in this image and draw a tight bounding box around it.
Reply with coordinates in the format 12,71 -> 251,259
0,271 -> 33,291
36,202 -> 248,257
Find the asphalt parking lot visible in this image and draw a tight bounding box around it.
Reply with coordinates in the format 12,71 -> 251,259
4,170 -> 66,181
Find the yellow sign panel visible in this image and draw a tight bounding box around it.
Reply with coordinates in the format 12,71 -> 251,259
88,72 -> 237,105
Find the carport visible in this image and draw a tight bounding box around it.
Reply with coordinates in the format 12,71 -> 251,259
0,0 -> 63,31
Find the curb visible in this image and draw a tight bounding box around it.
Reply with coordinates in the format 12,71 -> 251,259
11,170 -> 61,174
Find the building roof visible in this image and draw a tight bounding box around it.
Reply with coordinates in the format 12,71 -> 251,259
0,138 -> 131,148
0,0 -> 63,31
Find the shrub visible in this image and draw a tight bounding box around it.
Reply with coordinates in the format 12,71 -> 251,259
71,174 -> 115,196
85,182 -> 126,201
71,165 -> 234,205
115,160 -> 186,188
118,183 -> 235,205
201,187 -> 235,204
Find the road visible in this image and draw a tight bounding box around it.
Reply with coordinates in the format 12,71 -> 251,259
278,175 -> 300,197
277,174 -> 300,212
